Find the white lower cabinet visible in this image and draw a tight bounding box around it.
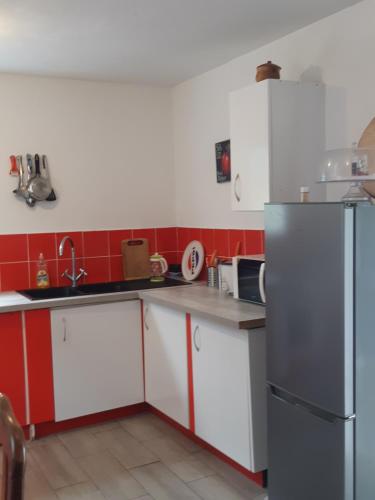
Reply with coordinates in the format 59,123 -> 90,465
143,302 -> 189,428
191,316 -> 267,472
51,301 -> 144,421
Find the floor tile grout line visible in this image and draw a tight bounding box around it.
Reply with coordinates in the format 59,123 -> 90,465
117,417 -> 208,487
158,456 -> 216,484
54,427 -> 117,462
53,478 -> 99,493
91,423 -> 161,470
126,460 -> 206,500
77,448 -> 148,499
187,474 -> 252,499
30,433 -> 90,490
140,438 -> 193,462
28,446 -> 89,493
26,414 -> 265,499
125,458 -> 162,472
193,450 -> 266,498
115,418 -> 209,495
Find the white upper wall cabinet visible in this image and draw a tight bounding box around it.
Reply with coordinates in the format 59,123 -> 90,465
230,80 -> 325,211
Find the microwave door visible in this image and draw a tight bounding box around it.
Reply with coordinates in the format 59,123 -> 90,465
238,260 -> 263,303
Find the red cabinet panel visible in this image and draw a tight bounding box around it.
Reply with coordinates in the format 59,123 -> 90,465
0,312 -> 26,425
25,309 -> 54,424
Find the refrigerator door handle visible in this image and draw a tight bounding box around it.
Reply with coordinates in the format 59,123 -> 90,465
259,262 -> 266,303
269,385 -> 355,424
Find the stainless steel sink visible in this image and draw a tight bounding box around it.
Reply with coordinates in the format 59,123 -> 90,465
18,277 -> 189,301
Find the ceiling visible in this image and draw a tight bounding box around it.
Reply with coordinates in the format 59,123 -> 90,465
0,0 -> 361,86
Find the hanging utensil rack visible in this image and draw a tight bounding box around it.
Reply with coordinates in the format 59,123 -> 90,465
9,153 -> 57,208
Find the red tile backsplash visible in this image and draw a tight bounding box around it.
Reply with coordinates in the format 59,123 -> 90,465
156,227 -> 177,253
83,231 -> 109,258
200,229 -> 214,255
110,255 -> 123,282
109,230 -> 132,256
244,230 -> 263,255
229,229 -> 245,257
84,257 -> 110,284
213,229 -> 229,257
0,226 -> 264,291
0,234 -> 28,263
163,251 -> 179,266
1,262 -> 30,291
28,233 -> 57,261
177,228 -> 202,252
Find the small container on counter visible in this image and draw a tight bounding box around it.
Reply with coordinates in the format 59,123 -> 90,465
218,259 -> 234,294
207,266 -> 219,288
300,186 -> 310,203
36,253 -> 50,288
150,253 -> 168,283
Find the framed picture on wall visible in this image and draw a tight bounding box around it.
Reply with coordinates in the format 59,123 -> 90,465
215,139 -> 231,183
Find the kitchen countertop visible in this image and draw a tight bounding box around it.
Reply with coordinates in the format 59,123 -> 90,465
0,283 -> 266,330
139,285 -> 265,330
0,289 -> 141,313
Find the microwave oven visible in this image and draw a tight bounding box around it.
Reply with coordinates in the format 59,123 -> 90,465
232,255 -> 266,305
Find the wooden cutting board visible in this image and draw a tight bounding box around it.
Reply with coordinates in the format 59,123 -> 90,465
359,118 -> 375,196
121,238 -> 150,280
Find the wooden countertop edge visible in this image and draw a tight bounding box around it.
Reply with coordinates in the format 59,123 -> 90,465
0,285 -> 266,331
238,318 -> 266,330
139,292 -> 266,331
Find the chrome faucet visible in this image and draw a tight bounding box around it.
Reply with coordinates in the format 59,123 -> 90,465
58,236 -> 87,287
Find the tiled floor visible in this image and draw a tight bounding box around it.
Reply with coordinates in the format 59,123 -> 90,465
2,412 -> 268,499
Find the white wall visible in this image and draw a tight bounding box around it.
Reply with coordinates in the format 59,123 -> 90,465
173,0 -> 375,229
3,0 -> 373,234
0,74 -> 174,234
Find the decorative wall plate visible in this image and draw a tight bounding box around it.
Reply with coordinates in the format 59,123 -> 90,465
181,240 -> 205,281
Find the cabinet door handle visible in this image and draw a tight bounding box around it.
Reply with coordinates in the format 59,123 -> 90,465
144,306 -> 149,331
62,317 -> 67,342
193,325 -> 201,352
234,173 -> 241,202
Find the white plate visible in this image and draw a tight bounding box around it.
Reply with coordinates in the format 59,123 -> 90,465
181,240 -> 205,281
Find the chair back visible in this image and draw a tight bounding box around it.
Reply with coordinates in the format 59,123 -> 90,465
0,394 -> 26,500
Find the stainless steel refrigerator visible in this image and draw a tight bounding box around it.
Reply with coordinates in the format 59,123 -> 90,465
265,202 -> 375,500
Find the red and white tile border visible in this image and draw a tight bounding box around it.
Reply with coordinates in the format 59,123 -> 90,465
0,227 -> 264,291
